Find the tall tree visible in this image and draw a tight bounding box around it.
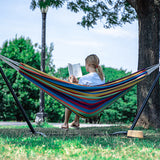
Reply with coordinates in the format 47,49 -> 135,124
129,0 -> 160,128
31,0 -> 65,122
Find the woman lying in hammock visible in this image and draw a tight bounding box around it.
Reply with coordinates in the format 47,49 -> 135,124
61,54 -> 105,130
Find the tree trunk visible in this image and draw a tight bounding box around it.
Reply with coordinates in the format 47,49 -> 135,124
136,0 -> 160,128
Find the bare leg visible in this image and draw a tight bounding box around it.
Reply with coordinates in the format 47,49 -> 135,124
71,114 -> 80,127
74,115 -> 79,124
62,108 -> 72,129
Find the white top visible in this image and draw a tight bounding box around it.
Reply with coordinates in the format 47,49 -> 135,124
78,72 -> 105,86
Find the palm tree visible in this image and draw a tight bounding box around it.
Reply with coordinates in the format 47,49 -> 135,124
30,0 -> 48,123
30,0 -> 65,123
39,3 -> 48,123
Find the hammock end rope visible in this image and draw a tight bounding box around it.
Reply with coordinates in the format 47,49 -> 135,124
0,54 -> 20,71
146,64 -> 160,75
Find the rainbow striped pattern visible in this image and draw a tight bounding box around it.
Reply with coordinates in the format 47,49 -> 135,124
19,63 -> 148,118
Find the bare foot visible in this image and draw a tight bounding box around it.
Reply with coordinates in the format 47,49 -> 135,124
61,123 -> 69,130
70,121 -> 80,128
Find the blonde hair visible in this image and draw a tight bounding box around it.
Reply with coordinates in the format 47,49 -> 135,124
85,54 -> 104,81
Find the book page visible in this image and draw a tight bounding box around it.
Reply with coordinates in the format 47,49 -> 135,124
68,63 -> 82,78
68,63 -> 73,76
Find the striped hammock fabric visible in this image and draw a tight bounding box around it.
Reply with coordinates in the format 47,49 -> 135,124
0,55 -> 159,118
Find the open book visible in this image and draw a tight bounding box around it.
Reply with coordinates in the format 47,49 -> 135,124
68,63 -> 83,78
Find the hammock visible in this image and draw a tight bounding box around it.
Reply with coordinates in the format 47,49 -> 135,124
0,55 -> 159,118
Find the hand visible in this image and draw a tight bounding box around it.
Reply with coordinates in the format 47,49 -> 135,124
68,75 -> 78,83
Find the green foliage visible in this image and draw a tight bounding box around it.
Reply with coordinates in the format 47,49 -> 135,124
30,0 -> 137,29
0,36 -> 41,121
30,0 -> 65,10
54,67 -> 69,80
45,95 -> 65,122
101,87 -> 137,123
67,0 -> 137,28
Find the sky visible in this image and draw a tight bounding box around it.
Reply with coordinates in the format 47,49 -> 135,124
0,0 -> 138,72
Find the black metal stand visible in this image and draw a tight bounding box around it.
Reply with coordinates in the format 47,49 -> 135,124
0,67 -> 46,137
111,72 -> 160,135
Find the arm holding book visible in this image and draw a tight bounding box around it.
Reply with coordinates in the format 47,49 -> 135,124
68,75 -> 78,83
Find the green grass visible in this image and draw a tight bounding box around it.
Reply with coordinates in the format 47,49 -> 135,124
0,124 -> 159,160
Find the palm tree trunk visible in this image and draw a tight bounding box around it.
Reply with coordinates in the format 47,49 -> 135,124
39,12 -> 47,120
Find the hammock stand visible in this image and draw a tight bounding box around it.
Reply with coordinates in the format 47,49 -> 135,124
0,54 -> 159,136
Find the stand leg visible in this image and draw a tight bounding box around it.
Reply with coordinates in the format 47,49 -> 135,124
0,67 -> 36,134
130,72 -> 160,130
111,72 -> 160,135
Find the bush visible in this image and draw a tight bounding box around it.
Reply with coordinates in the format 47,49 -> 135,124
0,36 -> 40,121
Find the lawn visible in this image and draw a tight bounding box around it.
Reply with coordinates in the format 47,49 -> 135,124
0,124 -> 159,160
